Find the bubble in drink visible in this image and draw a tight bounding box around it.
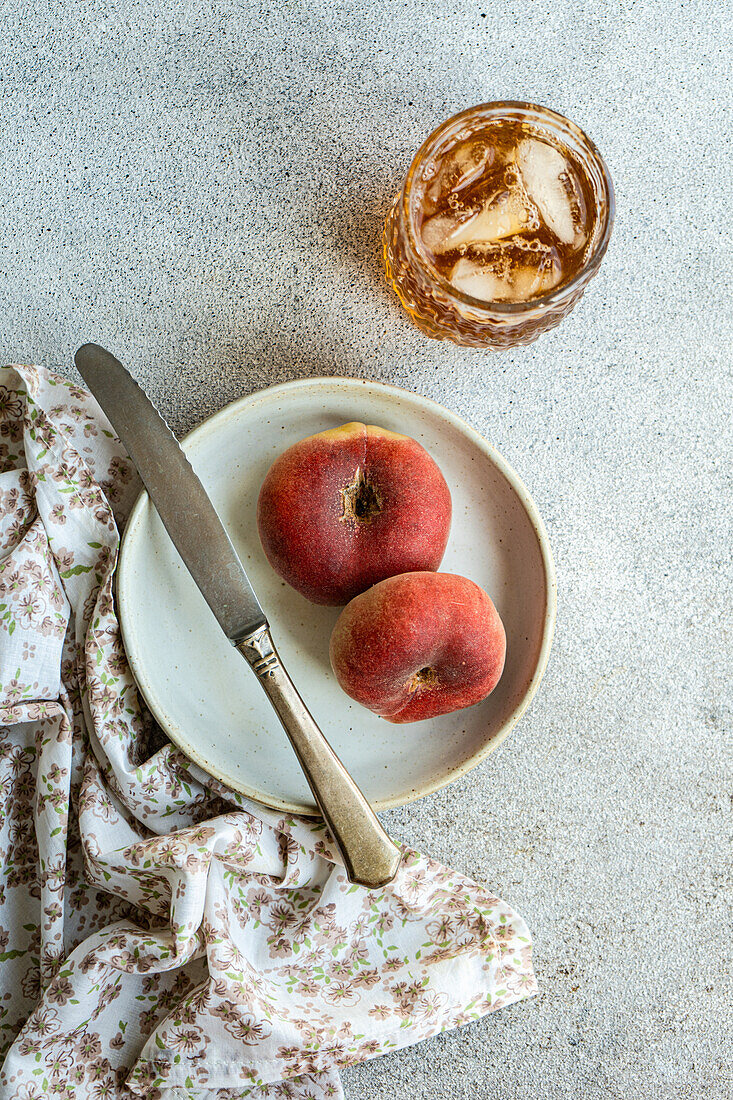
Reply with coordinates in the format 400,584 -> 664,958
415,120 -> 596,305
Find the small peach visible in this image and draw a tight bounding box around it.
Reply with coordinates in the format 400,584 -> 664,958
329,571 -> 506,722
257,422 -> 451,605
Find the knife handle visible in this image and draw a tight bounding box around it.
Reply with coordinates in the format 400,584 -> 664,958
236,625 -> 402,889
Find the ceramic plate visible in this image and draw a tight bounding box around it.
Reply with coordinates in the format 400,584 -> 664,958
118,378 -> 556,814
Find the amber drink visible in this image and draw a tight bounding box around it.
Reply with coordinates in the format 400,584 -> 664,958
383,102 -> 614,348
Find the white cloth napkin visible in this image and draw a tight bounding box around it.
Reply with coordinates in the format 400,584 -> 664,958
0,365 -> 537,1100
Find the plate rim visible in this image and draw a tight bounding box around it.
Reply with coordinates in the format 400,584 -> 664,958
118,376 -> 557,814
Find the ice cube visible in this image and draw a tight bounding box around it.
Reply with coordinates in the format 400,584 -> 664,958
450,256 -> 514,302
421,177 -> 538,256
516,138 -> 586,248
420,212 -> 463,255
512,254 -> 563,299
426,139 -> 495,206
449,185 -> 537,246
450,243 -> 562,304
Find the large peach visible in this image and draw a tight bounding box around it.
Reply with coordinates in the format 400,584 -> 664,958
329,571 -> 506,722
257,423 -> 451,605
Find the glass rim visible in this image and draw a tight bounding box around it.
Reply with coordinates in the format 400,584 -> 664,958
401,100 -> 616,316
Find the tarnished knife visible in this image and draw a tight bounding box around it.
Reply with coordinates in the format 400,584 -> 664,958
75,343 -> 401,888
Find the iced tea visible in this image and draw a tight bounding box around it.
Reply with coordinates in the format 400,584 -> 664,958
383,103 -> 614,348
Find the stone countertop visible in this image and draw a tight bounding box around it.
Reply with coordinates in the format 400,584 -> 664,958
1,1 -> 731,1096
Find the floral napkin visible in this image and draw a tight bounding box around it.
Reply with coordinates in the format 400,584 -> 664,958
0,365 -> 537,1100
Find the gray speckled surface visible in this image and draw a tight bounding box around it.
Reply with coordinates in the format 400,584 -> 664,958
2,1 -> 731,1096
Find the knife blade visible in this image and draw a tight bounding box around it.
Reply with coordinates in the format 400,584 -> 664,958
74,343 -> 401,889
75,344 -> 265,644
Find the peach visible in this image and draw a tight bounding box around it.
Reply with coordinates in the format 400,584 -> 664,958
257,423 -> 452,605
329,571 -> 506,722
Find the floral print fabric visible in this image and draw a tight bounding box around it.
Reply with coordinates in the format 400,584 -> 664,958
0,366 -> 537,1100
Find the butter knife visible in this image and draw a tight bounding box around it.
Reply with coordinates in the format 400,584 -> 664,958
75,343 -> 401,888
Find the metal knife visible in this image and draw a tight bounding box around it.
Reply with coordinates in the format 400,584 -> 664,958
75,343 -> 401,888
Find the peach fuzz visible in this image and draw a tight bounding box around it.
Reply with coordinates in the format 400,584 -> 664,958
329,571 -> 506,722
257,422 -> 452,605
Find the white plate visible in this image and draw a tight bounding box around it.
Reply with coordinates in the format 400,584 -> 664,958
118,378 -> 556,814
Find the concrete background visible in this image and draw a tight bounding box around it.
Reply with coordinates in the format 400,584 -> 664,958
1,1 -> 731,1096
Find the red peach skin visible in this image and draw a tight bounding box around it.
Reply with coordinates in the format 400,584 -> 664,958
329,571 -> 506,722
257,423 -> 452,605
